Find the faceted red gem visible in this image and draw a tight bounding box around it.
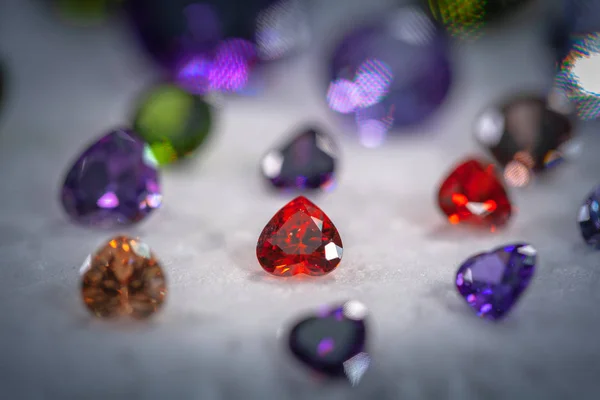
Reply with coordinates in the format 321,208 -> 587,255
438,158 -> 512,228
256,196 -> 343,277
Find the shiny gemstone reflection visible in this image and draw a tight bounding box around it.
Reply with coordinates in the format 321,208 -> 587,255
61,129 -> 161,227
288,301 -> 368,381
81,236 -> 167,319
261,127 -> 338,191
257,196 -> 343,276
456,243 -> 536,320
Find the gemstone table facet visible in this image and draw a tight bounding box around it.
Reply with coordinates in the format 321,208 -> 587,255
133,84 -> 212,165
288,301 -> 369,380
61,129 -> 161,227
261,127 -> 338,191
256,196 -> 343,277
327,6 -> 452,137
578,185 -> 600,248
438,158 -> 512,228
456,243 -> 537,320
474,93 -> 575,185
81,236 -> 167,318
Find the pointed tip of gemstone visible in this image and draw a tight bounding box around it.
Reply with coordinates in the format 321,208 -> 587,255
61,128 -> 161,228
288,302 -> 368,379
261,127 -> 338,191
455,243 -> 536,321
257,197 -> 343,277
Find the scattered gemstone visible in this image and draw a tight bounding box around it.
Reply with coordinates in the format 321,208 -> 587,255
578,185 -> 600,247
328,6 -> 452,136
555,32 -> 600,120
261,127 -> 338,191
474,93 -> 575,182
438,158 -> 512,229
81,236 -> 167,319
288,300 -> 369,381
126,0 -> 307,92
133,84 -> 212,165
428,0 -> 532,39
61,129 -> 161,227
256,196 -> 343,277
456,243 -> 537,320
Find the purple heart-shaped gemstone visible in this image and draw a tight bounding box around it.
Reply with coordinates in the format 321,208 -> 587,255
455,243 -> 537,321
287,301 -> 369,382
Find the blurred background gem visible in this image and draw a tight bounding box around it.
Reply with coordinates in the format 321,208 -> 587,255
125,0 -> 309,93
555,32 -> 600,121
579,184 -> 600,249
61,129 -> 161,227
260,127 -> 338,191
474,91 -> 575,187
50,0 -> 124,26
427,0 -> 533,39
132,84 -> 213,165
327,6 -> 452,144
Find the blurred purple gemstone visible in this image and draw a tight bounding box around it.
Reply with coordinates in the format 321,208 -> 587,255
456,244 -> 537,321
288,302 -> 368,377
126,0 -> 307,93
327,7 -> 452,134
61,129 -> 161,227
549,0 -> 600,64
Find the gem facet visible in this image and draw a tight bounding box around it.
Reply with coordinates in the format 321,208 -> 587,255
288,301 -> 369,380
61,129 -> 161,227
456,244 -> 537,320
132,84 -> 212,165
328,6 -> 452,137
81,236 -> 167,318
474,93 -> 575,182
256,196 -> 343,276
261,127 -> 338,190
578,185 -> 600,247
438,158 -> 512,228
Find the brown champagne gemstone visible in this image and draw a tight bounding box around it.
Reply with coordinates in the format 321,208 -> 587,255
474,91 -> 575,187
80,236 -> 167,319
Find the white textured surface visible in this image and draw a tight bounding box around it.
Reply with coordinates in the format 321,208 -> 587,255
1,0 -> 600,399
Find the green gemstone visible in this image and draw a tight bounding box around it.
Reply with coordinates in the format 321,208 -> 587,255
133,85 -> 213,166
54,0 -> 123,24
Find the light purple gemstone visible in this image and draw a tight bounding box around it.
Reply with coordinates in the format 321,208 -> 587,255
61,129 -> 161,227
327,7 -> 452,133
456,244 -> 537,321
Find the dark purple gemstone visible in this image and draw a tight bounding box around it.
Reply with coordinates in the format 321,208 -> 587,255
261,127 -> 337,191
125,0 -> 306,93
456,244 -> 537,321
327,7 -> 452,135
578,186 -> 600,247
288,301 -> 369,379
61,129 -> 161,227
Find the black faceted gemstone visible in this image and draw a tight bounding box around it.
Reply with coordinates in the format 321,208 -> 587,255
261,127 -> 338,190
474,93 -> 574,180
288,304 -> 367,376
579,185 -> 600,248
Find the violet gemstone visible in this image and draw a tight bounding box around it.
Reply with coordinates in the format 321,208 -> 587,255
126,0 -> 306,93
578,186 -> 600,248
288,301 -> 369,378
61,129 -> 161,227
261,127 -> 338,191
327,7 -> 452,132
455,244 -> 537,321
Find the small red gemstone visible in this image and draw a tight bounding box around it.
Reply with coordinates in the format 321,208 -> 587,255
438,158 -> 512,228
256,196 -> 343,277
